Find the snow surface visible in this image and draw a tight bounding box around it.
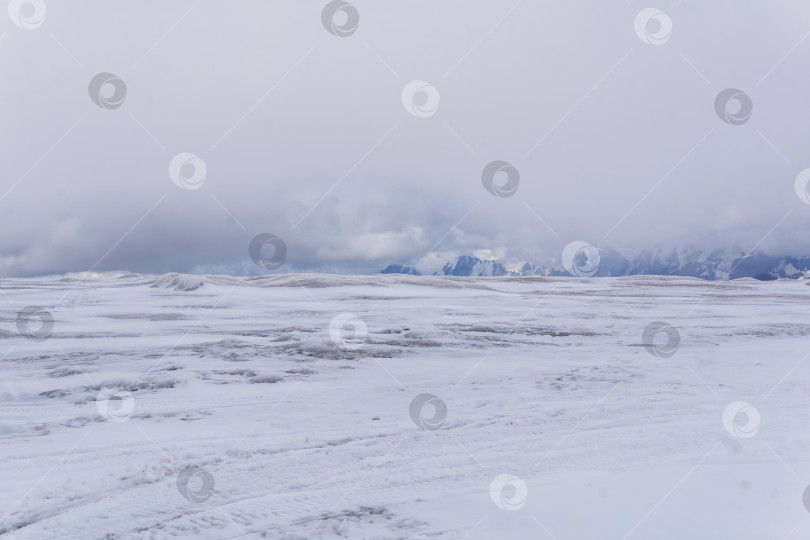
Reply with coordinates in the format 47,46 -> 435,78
1,273 -> 808,539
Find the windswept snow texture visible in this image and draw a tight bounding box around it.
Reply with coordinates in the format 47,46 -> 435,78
0,273 -> 808,539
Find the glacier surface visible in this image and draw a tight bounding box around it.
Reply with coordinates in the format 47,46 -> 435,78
0,273 -> 807,538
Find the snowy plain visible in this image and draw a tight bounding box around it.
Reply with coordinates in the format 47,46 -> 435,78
0,273 -> 808,539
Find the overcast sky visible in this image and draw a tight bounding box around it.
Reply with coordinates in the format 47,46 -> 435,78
2,0 -> 810,276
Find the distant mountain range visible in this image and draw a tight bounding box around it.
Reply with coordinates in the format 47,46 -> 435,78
380,248 -> 810,281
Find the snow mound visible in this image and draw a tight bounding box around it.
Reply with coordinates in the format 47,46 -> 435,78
150,273 -> 207,291
148,273 -> 501,291
730,277 -> 763,283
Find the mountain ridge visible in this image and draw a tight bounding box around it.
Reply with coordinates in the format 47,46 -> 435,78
380,248 -> 810,281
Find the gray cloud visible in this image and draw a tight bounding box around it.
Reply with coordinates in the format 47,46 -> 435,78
2,0 -> 810,276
